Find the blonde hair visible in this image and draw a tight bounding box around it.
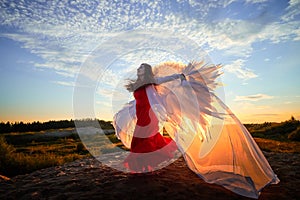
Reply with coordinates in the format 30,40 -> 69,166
125,63 -> 156,92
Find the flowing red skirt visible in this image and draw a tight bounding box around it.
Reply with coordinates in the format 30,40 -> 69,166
124,133 -> 177,173
124,86 -> 177,173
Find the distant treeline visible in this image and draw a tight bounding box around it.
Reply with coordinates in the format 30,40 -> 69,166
0,119 -> 113,134
1,117 -> 300,141
244,117 -> 300,141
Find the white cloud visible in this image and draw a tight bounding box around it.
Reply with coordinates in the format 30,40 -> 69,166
52,81 -> 75,87
258,21 -> 300,43
55,71 -> 76,78
234,93 -> 274,101
203,16 -> 300,57
224,59 -> 258,80
245,0 -> 269,3
282,0 -> 300,21
96,101 -> 112,107
0,0 -> 299,82
252,113 -> 279,116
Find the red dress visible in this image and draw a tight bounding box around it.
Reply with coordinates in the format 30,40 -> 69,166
123,85 -> 177,173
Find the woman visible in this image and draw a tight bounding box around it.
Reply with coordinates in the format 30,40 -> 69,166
113,61 -> 279,199
122,63 -> 185,172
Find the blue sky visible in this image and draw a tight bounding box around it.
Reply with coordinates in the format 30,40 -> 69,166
0,0 -> 299,123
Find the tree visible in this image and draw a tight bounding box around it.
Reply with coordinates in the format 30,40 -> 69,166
291,116 -> 296,121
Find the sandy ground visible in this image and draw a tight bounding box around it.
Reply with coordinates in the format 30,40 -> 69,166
0,151 -> 299,200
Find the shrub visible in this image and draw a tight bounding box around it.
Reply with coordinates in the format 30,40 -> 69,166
76,142 -> 85,153
288,126 -> 300,141
0,136 -> 16,171
0,136 -> 84,177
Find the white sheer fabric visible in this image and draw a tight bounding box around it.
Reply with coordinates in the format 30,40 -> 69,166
113,61 -> 279,199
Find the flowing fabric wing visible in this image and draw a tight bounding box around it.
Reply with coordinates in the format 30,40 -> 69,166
113,100 -> 136,149
113,61 -> 279,199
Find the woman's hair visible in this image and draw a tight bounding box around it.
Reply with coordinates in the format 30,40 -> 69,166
125,63 -> 156,92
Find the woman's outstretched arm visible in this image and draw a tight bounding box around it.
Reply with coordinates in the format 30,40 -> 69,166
155,73 -> 186,85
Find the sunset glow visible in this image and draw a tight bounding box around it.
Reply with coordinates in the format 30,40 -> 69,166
0,0 -> 299,123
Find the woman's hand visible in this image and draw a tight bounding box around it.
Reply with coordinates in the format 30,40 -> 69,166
180,73 -> 186,81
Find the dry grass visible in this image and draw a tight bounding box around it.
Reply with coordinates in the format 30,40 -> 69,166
254,137 -> 300,153
1,126 -> 299,178
0,136 -> 89,177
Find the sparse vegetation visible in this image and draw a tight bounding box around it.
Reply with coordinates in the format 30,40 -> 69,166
0,122 -> 122,178
0,117 -> 299,178
254,137 -> 300,153
245,117 -> 300,142
288,126 -> 300,141
0,136 -> 87,177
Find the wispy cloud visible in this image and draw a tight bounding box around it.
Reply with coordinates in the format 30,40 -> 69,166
0,0 -> 299,81
224,59 -> 258,80
245,0 -> 268,3
96,101 -> 112,107
234,93 -> 274,101
252,113 -> 279,116
52,81 -> 75,87
282,0 -> 300,21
